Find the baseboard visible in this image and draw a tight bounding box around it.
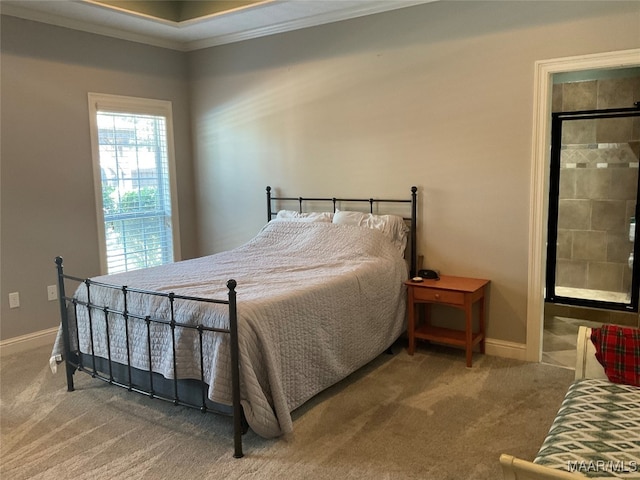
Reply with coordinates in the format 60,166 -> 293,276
0,327 -> 58,357
485,337 -> 527,361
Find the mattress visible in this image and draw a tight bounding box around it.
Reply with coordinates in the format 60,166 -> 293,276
52,220 -> 408,438
534,378 -> 640,479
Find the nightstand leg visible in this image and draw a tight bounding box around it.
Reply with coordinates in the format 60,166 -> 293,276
408,292 -> 415,355
465,299 -> 473,367
479,295 -> 486,354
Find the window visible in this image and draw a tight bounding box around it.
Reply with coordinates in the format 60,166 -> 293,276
88,94 -> 180,274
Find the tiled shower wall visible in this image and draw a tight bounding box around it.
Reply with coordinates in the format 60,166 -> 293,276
552,75 -> 640,295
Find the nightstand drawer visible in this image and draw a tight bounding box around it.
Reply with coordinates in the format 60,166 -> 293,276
412,287 -> 464,305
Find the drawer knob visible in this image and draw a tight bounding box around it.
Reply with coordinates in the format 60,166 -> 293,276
435,293 -> 440,299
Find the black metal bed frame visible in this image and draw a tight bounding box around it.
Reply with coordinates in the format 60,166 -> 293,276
54,186 -> 418,459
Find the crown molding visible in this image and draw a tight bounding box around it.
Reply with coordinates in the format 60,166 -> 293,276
185,0 -> 435,51
1,0 -> 437,52
0,2 -> 185,50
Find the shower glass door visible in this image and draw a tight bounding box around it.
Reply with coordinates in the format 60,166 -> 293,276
546,106 -> 640,312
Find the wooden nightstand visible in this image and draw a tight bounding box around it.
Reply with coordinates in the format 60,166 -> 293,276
405,275 -> 490,367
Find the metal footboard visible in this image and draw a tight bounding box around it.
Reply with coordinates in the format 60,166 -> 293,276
54,256 -> 245,458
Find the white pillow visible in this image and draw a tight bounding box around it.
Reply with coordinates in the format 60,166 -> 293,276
333,210 -> 409,254
274,210 -> 333,223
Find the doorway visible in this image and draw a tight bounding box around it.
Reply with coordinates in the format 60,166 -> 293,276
541,69 -> 640,368
526,49 -> 640,364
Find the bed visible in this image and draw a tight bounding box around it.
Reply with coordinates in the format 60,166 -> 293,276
51,186 -> 418,458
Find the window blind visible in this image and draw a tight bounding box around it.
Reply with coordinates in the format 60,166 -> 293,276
97,111 -> 174,274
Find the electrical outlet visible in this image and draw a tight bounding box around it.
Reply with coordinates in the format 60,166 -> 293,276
9,292 -> 20,309
47,285 -> 58,301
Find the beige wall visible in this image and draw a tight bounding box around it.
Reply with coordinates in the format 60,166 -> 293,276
0,16 -> 196,340
2,1 -> 639,347
188,1 -> 640,345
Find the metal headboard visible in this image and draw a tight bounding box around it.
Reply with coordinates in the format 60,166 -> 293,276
266,186 -> 418,277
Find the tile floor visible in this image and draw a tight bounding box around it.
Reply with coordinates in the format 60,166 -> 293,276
542,315 -> 602,369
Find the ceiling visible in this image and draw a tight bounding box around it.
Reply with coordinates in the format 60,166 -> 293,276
0,0 -> 436,51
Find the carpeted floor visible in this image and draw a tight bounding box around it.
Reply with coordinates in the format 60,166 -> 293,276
1,342 -> 574,480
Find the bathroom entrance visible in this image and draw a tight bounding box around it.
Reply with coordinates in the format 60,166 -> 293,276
545,103 -> 640,312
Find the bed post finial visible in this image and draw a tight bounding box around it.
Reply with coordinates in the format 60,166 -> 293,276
410,186 -> 418,278
266,186 -> 273,223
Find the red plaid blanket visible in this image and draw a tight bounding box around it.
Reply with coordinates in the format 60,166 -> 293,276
591,325 -> 640,387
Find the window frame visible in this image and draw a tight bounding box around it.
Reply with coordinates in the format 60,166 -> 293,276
88,93 -> 181,275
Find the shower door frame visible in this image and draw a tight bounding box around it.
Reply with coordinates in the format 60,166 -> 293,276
545,105 -> 640,312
